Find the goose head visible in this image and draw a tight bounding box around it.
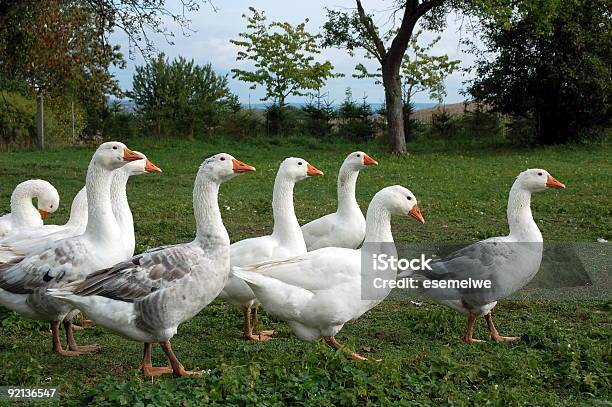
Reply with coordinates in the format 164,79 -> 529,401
516,169 -> 566,192
92,141 -> 143,171
377,185 -> 425,224
122,151 -> 162,175
200,153 -> 256,182
35,182 -> 60,220
279,157 -> 324,182
344,151 -> 378,170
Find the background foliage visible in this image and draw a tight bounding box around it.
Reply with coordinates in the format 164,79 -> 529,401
468,0 -> 611,144
130,53 -> 238,138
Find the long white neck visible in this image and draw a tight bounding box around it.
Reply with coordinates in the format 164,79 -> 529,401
84,163 -> 121,242
364,196 -> 394,244
10,181 -> 44,226
507,182 -> 542,242
193,173 -> 229,249
66,187 -> 88,228
362,195 -> 397,290
110,169 -> 134,253
336,163 -> 360,216
271,172 -> 302,241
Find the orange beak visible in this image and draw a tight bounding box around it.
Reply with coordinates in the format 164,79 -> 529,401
408,205 -> 425,224
307,163 -> 324,176
123,147 -> 143,162
363,154 -> 378,166
144,160 -> 162,173
39,209 -> 49,219
546,175 -> 565,189
232,159 -> 256,173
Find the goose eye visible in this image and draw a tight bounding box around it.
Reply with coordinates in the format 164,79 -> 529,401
50,205 -> 53,208
538,172 -> 543,176
407,196 -> 412,200
298,162 -> 303,165
356,154 -> 361,157
220,157 -> 226,161
112,146 -> 118,150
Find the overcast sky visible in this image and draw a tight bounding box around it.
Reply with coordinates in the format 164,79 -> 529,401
110,0 -> 479,105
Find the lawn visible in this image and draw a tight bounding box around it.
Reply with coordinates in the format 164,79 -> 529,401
0,136 -> 610,406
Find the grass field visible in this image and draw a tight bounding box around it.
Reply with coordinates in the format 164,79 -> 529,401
0,136 -> 610,406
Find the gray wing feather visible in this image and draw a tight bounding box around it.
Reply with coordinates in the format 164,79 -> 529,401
414,241 -> 514,304
0,240 -> 89,294
73,244 -> 198,303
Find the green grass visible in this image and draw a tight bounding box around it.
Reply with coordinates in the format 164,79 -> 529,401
0,136 -> 610,406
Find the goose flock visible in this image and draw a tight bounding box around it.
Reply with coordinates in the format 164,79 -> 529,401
0,141 -> 565,376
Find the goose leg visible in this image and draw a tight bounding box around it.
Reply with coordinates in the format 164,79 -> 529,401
462,314 -> 485,344
251,305 -> 274,340
242,307 -> 272,342
323,336 -> 374,361
64,321 -> 100,353
139,343 -> 173,377
159,341 -> 202,377
51,321 -> 82,356
485,313 -> 520,342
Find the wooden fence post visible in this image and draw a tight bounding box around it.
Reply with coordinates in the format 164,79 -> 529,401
36,93 -> 44,149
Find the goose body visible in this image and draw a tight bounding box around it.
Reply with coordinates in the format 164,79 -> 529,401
0,180 -> 60,237
48,154 -> 255,376
301,152 -> 377,251
0,156 -> 161,264
0,142 -> 144,355
406,169 -> 565,343
218,157 -> 323,340
233,185 -> 425,359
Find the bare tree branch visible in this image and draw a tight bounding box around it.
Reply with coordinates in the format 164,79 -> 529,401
355,0 -> 387,61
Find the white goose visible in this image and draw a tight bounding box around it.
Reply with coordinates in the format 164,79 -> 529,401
0,155 -> 161,263
0,142 -> 144,355
301,151 -> 377,251
48,154 -> 255,376
0,189 -> 87,264
404,169 -> 565,343
232,185 -> 425,360
109,153 -> 162,259
0,180 -> 60,237
218,157 -> 323,341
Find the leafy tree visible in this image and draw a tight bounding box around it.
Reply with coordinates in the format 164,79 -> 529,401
130,53 -> 237,138
231,7 -> 339,109
468,0 -> 611,144
0,1 -> 123,98
0,0 -> 213,145
355,29 -> 459,140
323,0 -> 558,155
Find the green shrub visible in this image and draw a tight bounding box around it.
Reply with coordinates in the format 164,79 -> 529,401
217,109 -> 265,139
460,108 -> 504,140
301,96 -> 335,138
264,104 -> 304,137
428,109 -> 461,138
45,96 -> 86,147
336,88 -> 376,141
0,91 -> 85,149
0,91 -> 37,149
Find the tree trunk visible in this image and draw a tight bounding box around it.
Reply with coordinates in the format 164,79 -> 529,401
382,65 -> 407,155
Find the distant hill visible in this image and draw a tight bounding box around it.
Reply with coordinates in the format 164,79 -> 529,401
110,99 -> 439,113
247,102 -> 438,111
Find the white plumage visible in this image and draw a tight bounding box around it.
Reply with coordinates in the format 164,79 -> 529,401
301,151 -> 377,251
